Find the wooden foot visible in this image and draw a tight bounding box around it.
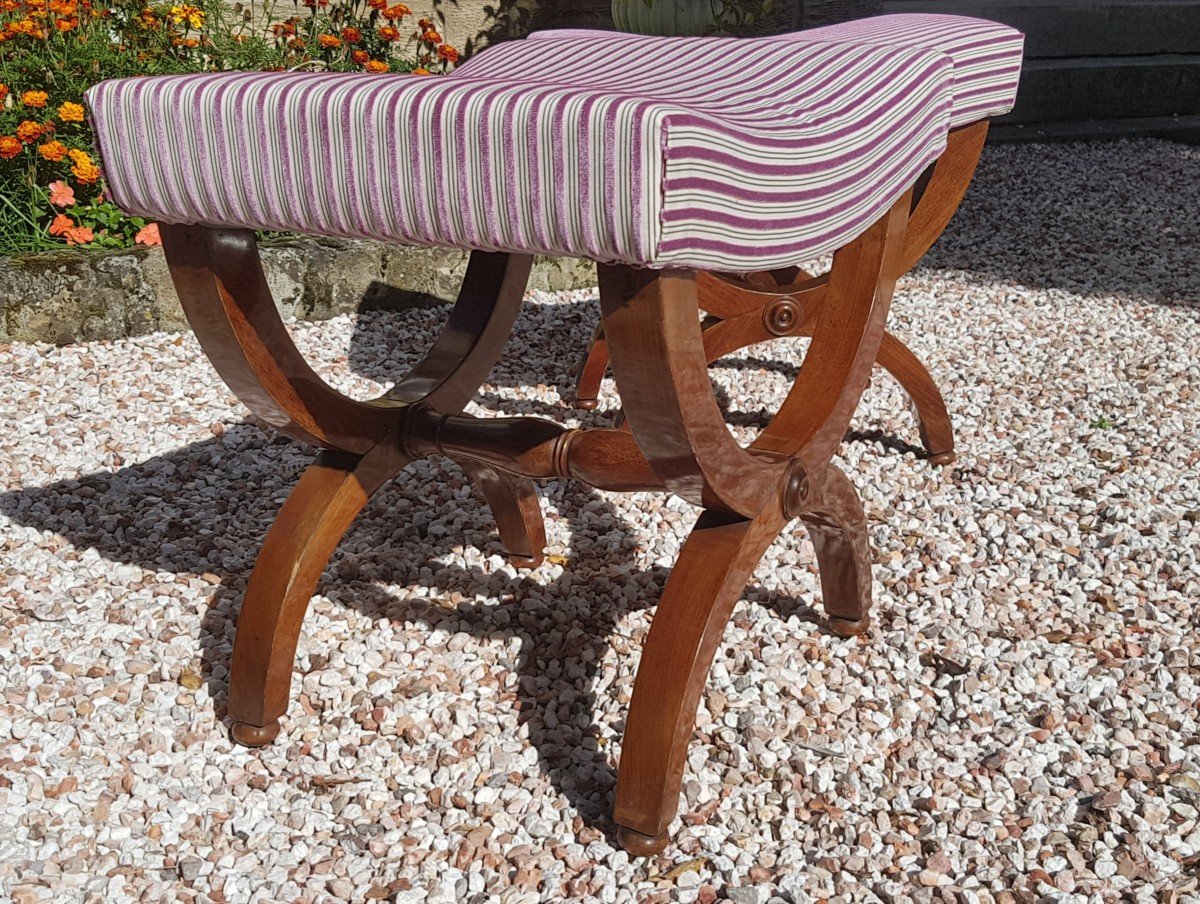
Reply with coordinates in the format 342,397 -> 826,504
616,826 -> 670,857
230,720 -> 281,747
798,466 -> 875,633
829,616 -> 871,637
572,324 -> 610,410
876,331 -> 955,462
464,462 -> 547,568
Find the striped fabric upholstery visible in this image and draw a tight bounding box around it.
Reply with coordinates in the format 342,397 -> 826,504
86,15 -> 1022,271
780,15 -> 1025,128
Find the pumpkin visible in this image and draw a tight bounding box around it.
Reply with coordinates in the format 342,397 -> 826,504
611,0 -> 720,36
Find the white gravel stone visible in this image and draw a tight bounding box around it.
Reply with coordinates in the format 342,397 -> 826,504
1,140 -> 1199,902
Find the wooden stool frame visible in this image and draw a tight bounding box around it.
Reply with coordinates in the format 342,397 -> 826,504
572,121 -> 988,467
158,120 -> 987,857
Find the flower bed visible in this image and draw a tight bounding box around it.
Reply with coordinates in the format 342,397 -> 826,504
0,0 -> 458,255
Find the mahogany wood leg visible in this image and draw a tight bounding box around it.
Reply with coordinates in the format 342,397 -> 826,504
162,228 -> 544,746
600,193 -> 910,855
798,466 -> 874,637
463,462 -> 547,568
876,331 -> 955,464
613,508 -> 787,851
572,324 -> 609,410
228,441 -> 409,744
698,317 -> 955,463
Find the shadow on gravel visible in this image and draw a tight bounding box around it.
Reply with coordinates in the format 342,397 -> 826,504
0,426 -> 830,837
1,297 -> 911,835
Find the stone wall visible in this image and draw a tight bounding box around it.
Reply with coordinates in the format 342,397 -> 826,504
0,239 -> 595,345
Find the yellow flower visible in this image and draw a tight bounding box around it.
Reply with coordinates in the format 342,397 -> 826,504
168,4 -> 203,28
57,101 -> 85,123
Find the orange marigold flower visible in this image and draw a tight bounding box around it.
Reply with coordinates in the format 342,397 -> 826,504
271,20 -> 295,36
54,15 -> 77,29
382,3 -> 407,19
377,25 -> 398,41
411,67 -> 431,76
68,149 -> 99,183
421,29 -> 442,44
135,223 -> 161,246
65,225 -> 94,245
72,160 -> 100,183
0,136 -> 21,159
366,0 -> 385,8
350,49 -> 369,64
316,33 -> 341,48
58,101 -> 85,122
171,36 -> 199,47
48,213 -> 74,236
10,19 -> 46,37
437,43 -> 458,63
364,60 -> 389,72
417,17 -> 433,28
22,90 -> 49,108
0,84 -> 9,104
16,120 -> 44,143
288,36 -> 305,49
38,140 -> 68,162
48,0 -> 75,14
48,180 -> 75,205
340,26 -> 361,43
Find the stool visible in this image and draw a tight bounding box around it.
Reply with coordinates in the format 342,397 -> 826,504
85,13 -> 1023,855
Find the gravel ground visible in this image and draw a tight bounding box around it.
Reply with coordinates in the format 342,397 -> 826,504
1,140 -> 1199,904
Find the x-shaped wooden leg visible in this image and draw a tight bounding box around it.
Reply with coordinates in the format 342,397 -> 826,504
572,121 -> 988,467
161,228 -> 545,744
600,191 -> 912,854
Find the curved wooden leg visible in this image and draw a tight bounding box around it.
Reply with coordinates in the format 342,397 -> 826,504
797,466 -> 873,637
228,442 -> 409,745
162,229 -> 544,746
572,324 -> 609,411
876,332 -> 955,464
614,507 -> 787,853
463,463 -> 547,568
698,318 -> 955,463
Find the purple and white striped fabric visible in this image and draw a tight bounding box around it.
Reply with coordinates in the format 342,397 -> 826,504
86,15 -> 1022,271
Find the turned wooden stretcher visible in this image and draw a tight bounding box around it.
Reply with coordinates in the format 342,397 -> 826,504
85,13 -> 1023,855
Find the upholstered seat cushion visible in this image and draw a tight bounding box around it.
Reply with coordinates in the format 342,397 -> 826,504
86,14 -> 1022,271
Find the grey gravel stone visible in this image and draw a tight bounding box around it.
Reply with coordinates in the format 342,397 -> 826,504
1,139 -> 1198,901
